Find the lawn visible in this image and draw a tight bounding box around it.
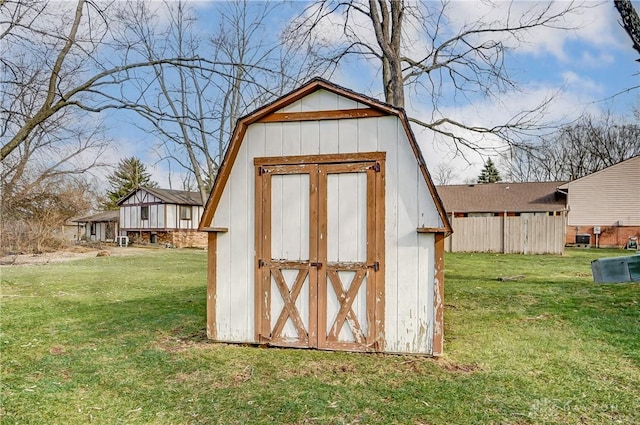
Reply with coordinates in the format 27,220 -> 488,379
1,248 -> 638,424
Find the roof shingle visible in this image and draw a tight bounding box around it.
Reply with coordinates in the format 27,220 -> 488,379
436,182 -> 567,213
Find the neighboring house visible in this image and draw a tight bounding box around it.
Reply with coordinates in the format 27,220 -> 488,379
436,182 -> 568,254
117,187 -> 206,248
558,155 -> 640,248
436,181 -> 568,217
59,218 -> 85,242
199,78 -> 451,356
74,210 -> 120,242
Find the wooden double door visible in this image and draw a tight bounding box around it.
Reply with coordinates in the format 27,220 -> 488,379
255,154 -> 384,351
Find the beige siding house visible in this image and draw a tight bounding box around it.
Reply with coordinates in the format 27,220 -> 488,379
199,78 -> 451,356
117,187 -> 206,247
558,156 -> 640,248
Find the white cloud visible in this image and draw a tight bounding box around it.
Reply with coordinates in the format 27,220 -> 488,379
411,75 -> 608,183
561,71 -> 605,97
442,1 -> 628,63
295,1 -> 634,183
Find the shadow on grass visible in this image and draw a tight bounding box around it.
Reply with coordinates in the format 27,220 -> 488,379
86,288 -> 202,329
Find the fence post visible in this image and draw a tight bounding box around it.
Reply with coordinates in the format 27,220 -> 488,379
502,211 -> 507,253
449,212 -> 455,252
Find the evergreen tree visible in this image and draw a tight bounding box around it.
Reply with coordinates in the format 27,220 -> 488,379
477,158 -> 502,183
102,157 -> 158,209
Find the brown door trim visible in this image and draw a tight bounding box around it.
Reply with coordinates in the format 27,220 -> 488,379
255,154 -> 385,351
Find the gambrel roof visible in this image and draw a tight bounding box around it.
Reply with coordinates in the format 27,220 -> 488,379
117,187 -> 203,206
199,77 -> 451,233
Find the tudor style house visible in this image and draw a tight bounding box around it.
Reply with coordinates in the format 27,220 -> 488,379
117,187 -> 206,248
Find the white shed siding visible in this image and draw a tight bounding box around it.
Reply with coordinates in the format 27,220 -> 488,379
565,156 -> 640,226
278,89 -> 368,113
211,96 -> 443,354
382,116 -> 440,354
212,124 -> 265,342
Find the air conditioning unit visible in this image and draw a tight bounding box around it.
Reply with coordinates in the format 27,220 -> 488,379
575,234 -> 591,245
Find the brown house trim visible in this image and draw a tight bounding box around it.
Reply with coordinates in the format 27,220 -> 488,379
432,233 -> 445,356
253,165 -> 264,343
254,151 -> 386,166
417,227 -> 449,234
256,108 -> 385,123
201,227 -> 229,233
254,154 -> 385,351
374,158 -> 386,351
397,112 -> 452,235
206,232 -> 217,340
199,78 -> 451,235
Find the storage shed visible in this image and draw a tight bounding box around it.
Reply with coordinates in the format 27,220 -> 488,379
199,78 -> 452,355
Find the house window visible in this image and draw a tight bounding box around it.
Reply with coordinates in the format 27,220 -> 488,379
141,206 -> 149,220
90,223 -> 96,236
180,205 -> 192,220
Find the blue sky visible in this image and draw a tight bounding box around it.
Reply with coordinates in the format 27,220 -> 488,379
102,0 -> 640,187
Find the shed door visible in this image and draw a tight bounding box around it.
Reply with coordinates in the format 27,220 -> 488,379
256,158 -> 384,351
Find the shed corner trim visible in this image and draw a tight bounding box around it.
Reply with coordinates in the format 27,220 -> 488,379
417,227 -> 452,237
200,227 -> 229,233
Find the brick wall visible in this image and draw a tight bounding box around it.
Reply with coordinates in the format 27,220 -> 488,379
125,230 -> 207,248
169,230 -> 207,248
565,225 -> 640,248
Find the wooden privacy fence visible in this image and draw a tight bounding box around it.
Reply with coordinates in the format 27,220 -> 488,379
446,214 -> 566,254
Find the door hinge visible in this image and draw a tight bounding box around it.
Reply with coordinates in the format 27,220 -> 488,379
368,262 -> 380,272
310,262 -> 322,268
370,162 -> 381,172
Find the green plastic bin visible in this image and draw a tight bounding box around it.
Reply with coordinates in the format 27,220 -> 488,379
591,254 -> 640,283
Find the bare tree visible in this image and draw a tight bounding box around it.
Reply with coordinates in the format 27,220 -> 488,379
432,162 -> 456,185
287,0 -> 586,153
502,111 -> 640,182
114,0 -> 335,202
0,108 -> 105,253
0,0 -> 209,162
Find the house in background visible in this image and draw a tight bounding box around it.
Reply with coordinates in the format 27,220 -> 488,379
59,218 -> 85,242
199,78 -> 451,356
74,210 -> 120,242
437,181 -> 568,218
558,155 -> 640,248
117,187 -> 206,248
436,181 -> 567,254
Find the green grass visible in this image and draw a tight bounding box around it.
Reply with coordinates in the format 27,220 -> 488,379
1,248 -> 638,424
